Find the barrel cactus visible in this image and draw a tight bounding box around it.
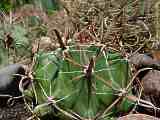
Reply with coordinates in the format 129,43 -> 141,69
24,43 -> 134,120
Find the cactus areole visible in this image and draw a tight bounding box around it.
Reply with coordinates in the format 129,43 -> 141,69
25,44 -> 134,119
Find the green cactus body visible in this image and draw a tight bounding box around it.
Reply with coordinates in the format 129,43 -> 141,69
26,44 -> 134,119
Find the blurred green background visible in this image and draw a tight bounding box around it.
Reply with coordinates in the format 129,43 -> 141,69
0,0 -> 59,13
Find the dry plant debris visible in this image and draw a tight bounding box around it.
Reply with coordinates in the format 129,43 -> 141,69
0,0 -> 160,119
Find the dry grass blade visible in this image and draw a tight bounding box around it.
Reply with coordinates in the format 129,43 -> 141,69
126,68 -> 153,91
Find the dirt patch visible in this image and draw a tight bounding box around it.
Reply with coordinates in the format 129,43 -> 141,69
0,99 -> 31,120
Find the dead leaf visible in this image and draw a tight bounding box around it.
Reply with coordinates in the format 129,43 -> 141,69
4,33 -> 14,49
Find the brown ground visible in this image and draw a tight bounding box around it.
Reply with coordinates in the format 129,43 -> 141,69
0,99 -> 31,120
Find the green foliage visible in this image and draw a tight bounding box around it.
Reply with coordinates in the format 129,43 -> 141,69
38,0 -> 59,13
0,0 -> 59,13
25,44 -> 134,119
0,0 -> 13,12
0,24 -> 31,63
12,25 -> 31,57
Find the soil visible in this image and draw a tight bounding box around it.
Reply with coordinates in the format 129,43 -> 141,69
0,99 -> 32,120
